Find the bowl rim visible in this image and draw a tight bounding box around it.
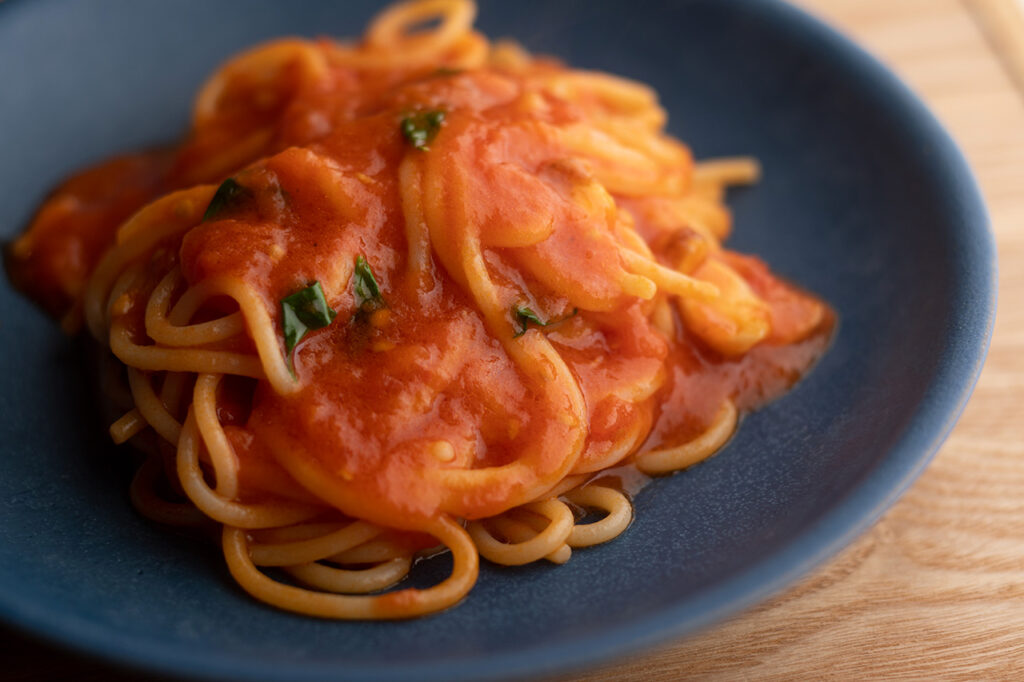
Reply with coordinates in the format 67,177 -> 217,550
0,0 -> 997,680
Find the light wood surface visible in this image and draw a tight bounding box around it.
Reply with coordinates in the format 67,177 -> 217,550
2,1 -> 1021,680
569,0 -> 1024,679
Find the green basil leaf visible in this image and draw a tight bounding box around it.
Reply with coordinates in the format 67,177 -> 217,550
513,305 -> 578,337
281,302 -> 307,359
353,255 -> 385,311
203,178 -> 251,221
281,281 -> 337,356
400,110 -> 446,150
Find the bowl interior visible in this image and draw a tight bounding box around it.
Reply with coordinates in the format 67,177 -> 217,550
0,1 -> 993,680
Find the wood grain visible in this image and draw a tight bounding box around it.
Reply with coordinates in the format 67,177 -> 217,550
570,0 -> 1024,679
2,1 -> 1022,680
967,0 -> 1024,92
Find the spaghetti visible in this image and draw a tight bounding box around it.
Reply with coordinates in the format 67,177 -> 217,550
6,0 -> 832,619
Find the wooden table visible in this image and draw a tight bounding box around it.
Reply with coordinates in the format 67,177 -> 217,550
3,1 -> 1022,679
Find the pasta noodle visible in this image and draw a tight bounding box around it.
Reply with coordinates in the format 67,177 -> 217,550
5,0 -> 833,619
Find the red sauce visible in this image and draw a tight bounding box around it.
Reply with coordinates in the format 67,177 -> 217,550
7,59 -> 833,532
6,152 -> 170,319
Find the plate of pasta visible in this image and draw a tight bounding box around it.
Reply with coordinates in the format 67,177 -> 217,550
0,0 -> 994,680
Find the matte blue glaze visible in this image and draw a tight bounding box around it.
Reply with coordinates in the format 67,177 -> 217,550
0,0 -> 995,680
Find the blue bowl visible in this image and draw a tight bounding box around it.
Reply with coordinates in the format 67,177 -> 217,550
0,0 -> 995,680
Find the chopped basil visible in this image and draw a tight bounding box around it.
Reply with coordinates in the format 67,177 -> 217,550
353,255 -> 385,312
281,281 -> 337,357
513,307 -> 545,336
512,305 -> 578,338
203,178 -> 251,221
344,256 -> 388,353
433,67 -> 462,77
401,110 -> 446,150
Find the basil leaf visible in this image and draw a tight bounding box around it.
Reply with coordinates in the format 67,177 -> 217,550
203,178 -> 251,221
513,307 -> 544,337
401,110 -> 446,150
281,302 -> 307,359
353,255 -> 385,311
513,305 -> 578,337
281,281 -> 337,356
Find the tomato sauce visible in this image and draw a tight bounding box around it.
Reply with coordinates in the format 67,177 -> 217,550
7,60 -> 833,531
